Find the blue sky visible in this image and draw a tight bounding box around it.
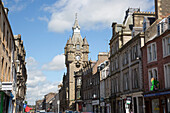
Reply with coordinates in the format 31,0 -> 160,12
2,0 -> 154,105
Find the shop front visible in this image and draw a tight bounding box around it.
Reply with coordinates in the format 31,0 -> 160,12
106,103 -> 111,113
121,92 -> 144,113
0,82 -> 15,113
144,90 -> 170,113
92,100 -> 100,113
116,98 -> 123,113
0,91 -> 10,113
83,100 -> 93,112
100,102 -> 105,113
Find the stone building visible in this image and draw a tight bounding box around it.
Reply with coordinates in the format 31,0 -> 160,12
141,0 -> 170,112
81,60 -> 95,112
60,16 -> 89,111
109,8 -> 155,113
99,60 -> 110,113
52,93 -> 59,113
14,34 -> 27,113
0,1 -> 18,113
42,92 -> 56,112
74,68 -> 83,111
35,99 -> 43,111
91,52 -> 109,113
59,73 -> 68,111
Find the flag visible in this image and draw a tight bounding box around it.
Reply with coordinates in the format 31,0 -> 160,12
25,106 -> 32,112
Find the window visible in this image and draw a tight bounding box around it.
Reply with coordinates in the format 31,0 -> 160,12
123,51 -> 128,65
77,78 -> 81,86
147,43 -> 157,62
113,78 -> 116,93
164,63 -> 170,88
3,22 -> 5,41
76,44 -> 80,50
6,30 -> 8,48
116,41 -> 119,51
106,68 -> 109,76
116,58 -> 118,69
148,68 -> 158,90
123,72 -> 129,91
5,63 -> 7,81
132,68 -> 139,89
157,24 -> 160,36
9,38 -> 11,53
167,98 -> 170,113
143,21 -> 146,32
131,44 -> 138,61
1,57 -> 4,80
111,78 -> 114,94
162,36 -> 170,57
112,45 -> 114,54
152,99 -> 160,113
8,67 -> 10,81
116,77 -> 119,92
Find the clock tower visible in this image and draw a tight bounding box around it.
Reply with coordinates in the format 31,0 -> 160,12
64,15 -> 89,109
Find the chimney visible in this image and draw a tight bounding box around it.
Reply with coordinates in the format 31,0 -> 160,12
155,0 -> 170,19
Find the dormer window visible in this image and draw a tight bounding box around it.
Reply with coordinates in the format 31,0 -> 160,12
76,44 -> 80,50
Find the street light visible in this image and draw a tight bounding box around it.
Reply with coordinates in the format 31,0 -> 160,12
93,94 -> 97,99
57,100 -> 60,113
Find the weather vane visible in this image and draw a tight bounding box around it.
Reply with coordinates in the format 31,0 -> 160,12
75,13 -> 78,20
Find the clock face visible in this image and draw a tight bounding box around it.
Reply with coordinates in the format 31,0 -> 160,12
75,55 -> 81,61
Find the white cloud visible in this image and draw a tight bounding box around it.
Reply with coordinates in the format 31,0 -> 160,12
42,54 -> 65,71
26,57 -> 38,70
26,57 -> 60,105
43,0 -> 154,32
2,0 -> 35,12
38,16 -> 49,22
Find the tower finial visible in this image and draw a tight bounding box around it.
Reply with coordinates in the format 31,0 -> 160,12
75,13 -> 77,20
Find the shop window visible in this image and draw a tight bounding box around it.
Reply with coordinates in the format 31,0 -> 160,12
152,99 -> 160,113
138,97 -> 144,113
167,98 -> 170,113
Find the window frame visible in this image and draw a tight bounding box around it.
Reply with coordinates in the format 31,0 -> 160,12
148,67 -> 158,90
147,42 -> 157,63
164,63 -> 170,89
162,34 -> 170,57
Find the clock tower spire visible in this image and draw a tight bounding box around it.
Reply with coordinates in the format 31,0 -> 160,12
64,14 -> 89,110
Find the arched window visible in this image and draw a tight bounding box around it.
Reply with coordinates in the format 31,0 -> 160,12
76,44 -> 80,50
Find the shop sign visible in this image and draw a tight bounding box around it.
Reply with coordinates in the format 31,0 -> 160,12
100,102 -> 105,106
100,97 -> 104,102
126,96 -> 131,105
144,91 -> 170,97
126,100 -> 131,105
2,82 -> 12,91
92,100 -> 99,105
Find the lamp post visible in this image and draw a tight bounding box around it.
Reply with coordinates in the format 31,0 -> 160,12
57,100 -> 60,113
